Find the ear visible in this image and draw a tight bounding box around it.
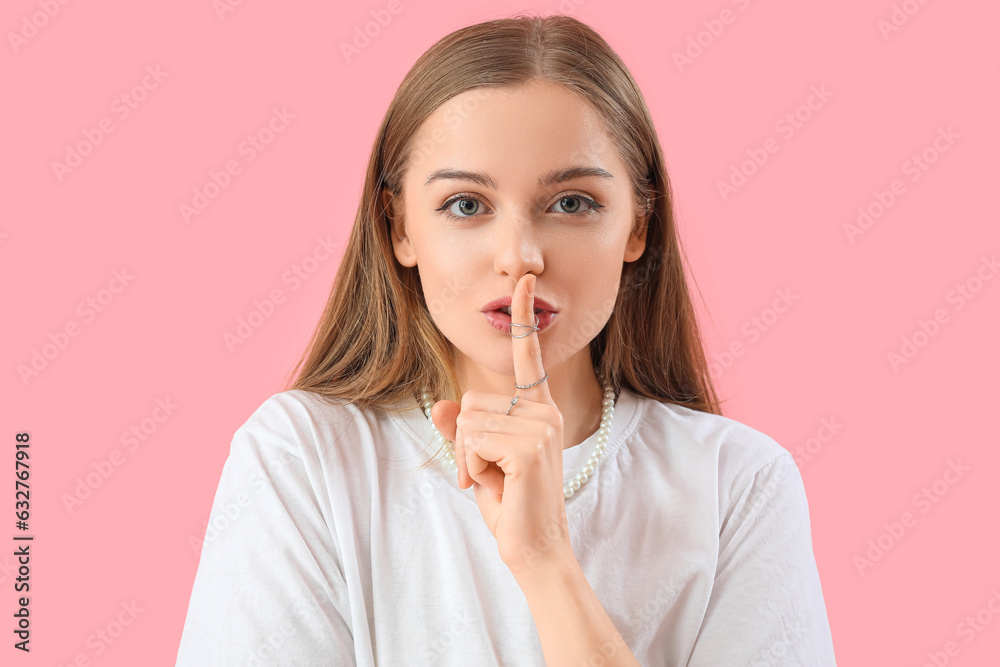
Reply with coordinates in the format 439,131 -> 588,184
623,205 -> 649,263
384,188 -> 417,267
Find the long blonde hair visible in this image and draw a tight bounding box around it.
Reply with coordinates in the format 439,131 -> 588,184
282,14 -> 726,470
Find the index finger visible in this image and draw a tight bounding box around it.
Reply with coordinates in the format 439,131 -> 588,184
510,274 -> 555,407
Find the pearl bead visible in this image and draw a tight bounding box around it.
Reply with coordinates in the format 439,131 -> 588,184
417,372 -> 617,499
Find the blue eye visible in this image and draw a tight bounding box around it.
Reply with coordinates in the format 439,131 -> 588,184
443,196 -> 484,218
436,193 -> 603,221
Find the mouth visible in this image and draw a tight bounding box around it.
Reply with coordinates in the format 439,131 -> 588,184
495,305 -> 544,316
480,295 -> 558,314
479,294 -> 558,334
483,308 -> 557,334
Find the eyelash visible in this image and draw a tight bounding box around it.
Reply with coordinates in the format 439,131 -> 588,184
435,192 -> 604,221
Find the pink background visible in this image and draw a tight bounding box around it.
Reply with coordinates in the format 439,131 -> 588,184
3,0 -> 998,664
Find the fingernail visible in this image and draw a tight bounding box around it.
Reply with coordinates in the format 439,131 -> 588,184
528,275 -> 535,298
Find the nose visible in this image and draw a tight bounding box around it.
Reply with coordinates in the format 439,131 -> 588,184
492,213 -> 544,281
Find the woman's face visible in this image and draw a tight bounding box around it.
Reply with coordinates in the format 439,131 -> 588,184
387,79 -> 647,385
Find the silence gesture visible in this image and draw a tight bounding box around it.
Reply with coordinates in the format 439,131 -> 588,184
431,274 -> 575,581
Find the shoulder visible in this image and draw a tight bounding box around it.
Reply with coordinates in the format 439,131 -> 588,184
639,397 -> 790,468
635,396 -> 798,515
240,389 -> 366,429
232,389 -> 375,460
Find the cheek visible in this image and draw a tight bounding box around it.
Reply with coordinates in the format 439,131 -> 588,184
419,241 -> 484,304
423,274 -> 465,323
567,263 -> 622,321
420,264 -> 479,323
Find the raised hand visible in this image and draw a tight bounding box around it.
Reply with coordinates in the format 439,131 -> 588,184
430,273 -> 574,580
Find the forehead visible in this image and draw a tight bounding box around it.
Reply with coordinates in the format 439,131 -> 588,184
407,80 -> 622,186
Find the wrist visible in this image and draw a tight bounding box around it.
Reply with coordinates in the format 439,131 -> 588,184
511,547 -> 581,594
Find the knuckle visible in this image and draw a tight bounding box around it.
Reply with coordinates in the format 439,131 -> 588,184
460,390 -> 478,410
542,403 -> 562,423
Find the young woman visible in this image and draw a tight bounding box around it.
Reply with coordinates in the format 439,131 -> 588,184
176,14 -> 837,666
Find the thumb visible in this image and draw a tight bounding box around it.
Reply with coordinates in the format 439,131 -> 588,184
430,399 -> 477,490
430,399 -> 460,442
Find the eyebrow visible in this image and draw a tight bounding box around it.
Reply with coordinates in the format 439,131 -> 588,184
423,166 -> 614,189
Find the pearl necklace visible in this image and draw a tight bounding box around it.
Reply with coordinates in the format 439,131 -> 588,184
417,372 -> 617,499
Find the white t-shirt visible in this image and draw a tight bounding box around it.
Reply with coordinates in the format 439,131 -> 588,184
175,387 -> 837,666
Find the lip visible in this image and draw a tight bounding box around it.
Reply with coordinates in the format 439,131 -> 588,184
483,309 -> 557,334
480,295 -> 559,313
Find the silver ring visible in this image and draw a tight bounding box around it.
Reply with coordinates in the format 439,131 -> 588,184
509,313 -> 540,338
505,373 -> 548,415
515,373 -> 548,390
